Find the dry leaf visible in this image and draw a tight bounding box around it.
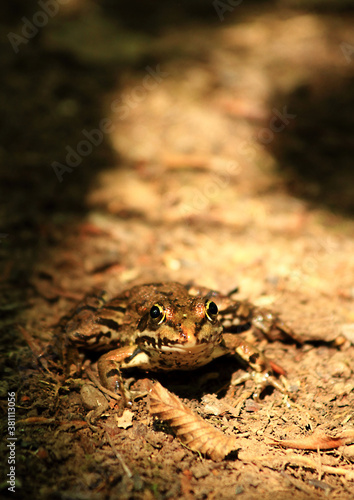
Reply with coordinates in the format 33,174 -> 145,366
259,454 -> 354,481
149,381 -> 239,461
268,429 -> 354,450
116,409 -> 134,429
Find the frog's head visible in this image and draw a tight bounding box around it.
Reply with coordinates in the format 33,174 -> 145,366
135,295 -> 223,361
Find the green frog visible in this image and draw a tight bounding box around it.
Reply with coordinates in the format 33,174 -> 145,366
64,282 -> 292,400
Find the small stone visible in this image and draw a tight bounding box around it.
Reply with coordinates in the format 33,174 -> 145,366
245,399 -> 261,412
328,361 -> 352,378
332,382 -> 354,396
341,323 -> 354,344
80,385 -> 109,411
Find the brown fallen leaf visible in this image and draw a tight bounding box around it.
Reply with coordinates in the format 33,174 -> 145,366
116,409 -> 134,429
254,453 -> 354,481
268,429 -> 354,450
149,381 -> 239,461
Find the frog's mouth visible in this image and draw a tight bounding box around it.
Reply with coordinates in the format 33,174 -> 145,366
159,342 -> 211,354
138,323 -> 223,352
139,335 -> 210,353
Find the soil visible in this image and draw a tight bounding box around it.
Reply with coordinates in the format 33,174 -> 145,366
1,1 -> 354,499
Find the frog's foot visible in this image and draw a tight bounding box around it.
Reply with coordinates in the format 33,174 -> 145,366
97,346 -> 137,409
123,377 -> 149,402
231,369 -> 289,401
80,384 -> 110,430
98,366 -> 133,410
229,337 -> 290,400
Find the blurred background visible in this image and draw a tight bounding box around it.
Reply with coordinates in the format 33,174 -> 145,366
1,0 -> 353,315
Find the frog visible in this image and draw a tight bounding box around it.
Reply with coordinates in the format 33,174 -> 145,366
63,282 -> 294,402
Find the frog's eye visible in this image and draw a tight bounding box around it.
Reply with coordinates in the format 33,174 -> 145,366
205,300 -> 218,321
149,304 -> 165,324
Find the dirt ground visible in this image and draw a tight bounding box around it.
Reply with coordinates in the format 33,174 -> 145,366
1,1 -> 354,499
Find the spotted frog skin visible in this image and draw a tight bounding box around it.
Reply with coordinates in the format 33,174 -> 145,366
65,282 -> 291,400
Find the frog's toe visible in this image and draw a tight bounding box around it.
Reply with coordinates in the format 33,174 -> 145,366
251,372 -> 289,401
231,370 -> 289,401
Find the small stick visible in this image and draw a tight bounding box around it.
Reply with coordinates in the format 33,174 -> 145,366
105,432 -> 132,478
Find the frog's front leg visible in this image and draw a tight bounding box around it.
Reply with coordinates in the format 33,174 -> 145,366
97,344 -> 153,407
97,345 -> 137,396
223,334 -> 288,400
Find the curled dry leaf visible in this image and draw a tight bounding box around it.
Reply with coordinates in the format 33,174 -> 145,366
268,429 -> 354,450
149,381 -> 239,461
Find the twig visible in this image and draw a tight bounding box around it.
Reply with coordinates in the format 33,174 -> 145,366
105,432 -> 132,478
